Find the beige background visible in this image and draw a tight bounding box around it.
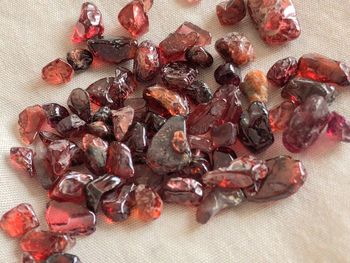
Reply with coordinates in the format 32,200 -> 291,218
0,0 -> 350,262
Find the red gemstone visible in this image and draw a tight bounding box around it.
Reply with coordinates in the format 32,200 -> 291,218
124,98 -> 148,122
10,147 -> 36,177
106,142 -> 134,178
212,149 -> 236,170
327,112 -> 350,142
185,46 -> 214,69
18,105 -> 46,145
161,62 -> 199,91
125,122 -> 147,154
109,67 -> 137,104
86,77 -> 115,107
267,56 -> 298,87
214,63 -> 241,86
47,140 -> 74,176
87,121 -> 113,139
184,80 -> 213,104
56,114 -> 86,137
175,22 -> 212,46
82,134 -> 109,175
42,103 -> 70,128
211,122 -> 237,149
111,106 -> 135,141
22,252 -> 36,263
133,185 -> 163,220
67,48 -> 93,72
67,88 -> 92,123
42,59 -> 74,85
134,164 -> 163,192
216,0 -> 246,25
134,40 -> 160,82
269,101 -> 296,132
38,131 -> 64,146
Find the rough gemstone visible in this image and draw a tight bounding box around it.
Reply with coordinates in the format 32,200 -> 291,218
147,116 -> 191,175
138,0 -> 153,12
87,37 -> 138,64
67,48 -> 93,72
46,201 -> 96,236
86,77 -> 115,107
145,112 -> 166,135
42,59 -> 74,85
211,122 -> 237,148
133,185 -> 163,220
106,142 -> 134,178
92,106 -> 112,123
215,32 -> 255,66
87,121 -> 113,139
56,115 -> 86,137
111,106 -> 134,141
161,62 -> 198,90
18,105 -> 46,145
184,80 -> 213,104
185,46 -> 214,68
39,131 -> 64,146
143,85 -> 189,117
281,78 -> 336,105
327,112 -> 350,142
216,0 -> 246,25
134,40 -> 160,82
283,95 -> 329,153
267,56 -> 298,87
67,88 -> 92,123
162,177 -> 203,205
125,122 -> 147,153
22,252 -> 36,263
10,147 -> 36,177
238,101 -> 274,153
247,0 -> 301,45
47,140 -> 74,176
180,154 -> 210,179
134,164 -> 163,191
0,203 -> 39,238
45,253 -> 82,263
297,53 -> 350,86
82,134 -> 109,175
109,67 -> 136,104
188,134 -> 213,153
124,98 -> 148,122
42,103 -> 70,128
214,63 -> 241,85
269,101 -> 296,132
240,70 -> 269,103
175,22 -> 212,47
212,149 -> 236,170
72,2 -> 104,43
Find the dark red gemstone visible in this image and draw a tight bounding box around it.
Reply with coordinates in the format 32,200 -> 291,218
145,112 -> 166,135
134,40 -> 160,82
92,106 -> 112,123
67,88 -> 92,123
123,98 -> 148,123
133,185 -> 163,220
269,101 -> 296,132
22,252 -> 36,263
10,147 -> 36,177
188,134 -> 213,153
56,115 -> 86,137
67,48 -> 93,72
42,103 -> 70,128
125,122 -> 147,153
267,56 -> 298,87
184,80 -> 213,105
18,105 -> 46,145
185,46 -> 213,68
45,253 -> 82,263
211,122 -> 237,149
214,63 -> 241,85
175,22 -> 212,46
327,112 -> 350,142
38,131 -> 64,146
134,164 -> 163,192
106,142 -> 134,179
212,149 -> 236,170
86,78 -> 115,107
161,62 -> 198,90
82,134 -> 109,175
108,67 -> 136,104
179,155 -> 210,179
87,121 -> 113,139
47,140 -> 75,176
111,106 -> 135,142
216,0 -> 246,25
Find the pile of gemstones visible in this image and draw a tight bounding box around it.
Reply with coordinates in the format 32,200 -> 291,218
2,1 -> 350,262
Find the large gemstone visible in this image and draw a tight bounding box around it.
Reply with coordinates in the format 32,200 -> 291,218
184,80 -> 213,104
133,185 -> 163,220
42,59 -> 74,85
67,48 -> 93,72
56,114 -> 86,137
175,22 -> 212,46
269,101 -> 296,132
216,0 -> 246,25
10,147 -> 36,177
111,106 -> 134,141
134,40 -> 160,82
45,253 -> 82,263
82,134 -> 109,175
327,112 -> 350,142
214,63 -> 241,85
42,103 -> 70,128
161,62 -> 198,90
106,142 -> 134,178
18,105 -> 46,145
185,46 -> 213,68
240,70 -> 268,103
267,56 -> 298,87
67,88 -> 92,122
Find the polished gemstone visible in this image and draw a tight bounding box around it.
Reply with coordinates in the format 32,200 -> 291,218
327,112 -> 350,142
267,56 -> 298,87
240,70 -> 268,103
56,115 -> 86,137
45,253 -> 82,263
161,62 -> 198,90
67,48 -> 93,72
106,142 -> 134,178
216,0 -> 246,25
67,88 -> 92,122
87,121 -> 113,139
10,147 -> 36,177
175,22 -> 212,46
18,105 -> 46,145
211,122 -> 237,148
82,134 -> 109,175
134,40 -> 160,82
111,106 -> 134,141
185,46 -> 213,68
269,101 -> 296,132
42,103 -> 70,128
214,63 -> 241,85
42,59 -> 74,85
133,185 -> 163,220
184,80 -> 213,104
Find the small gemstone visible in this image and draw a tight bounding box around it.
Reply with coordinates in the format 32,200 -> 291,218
109,67 -> 136,104
216,0 -> 246,25
67,48 -> 93,72
34,156 -> 57,191
72,2 -> 104,43
45,253 -> 82,263
22,252 -> 36,263
67,88 -> 92,123
138,0 -> 153,12
47,140 -> 74,176
38,131 -> 64,146
215,32 -> 255,66
87,121 -> 113,139
212,149 -> 237,170
134,164 -> 163,191
269,101 -> 296,132
283,95 -> 329,153
18,105 -> 46,145
134,40 -> 160,82
184,80 -> 213,104
82,134 -> 109,175
56,114 -> 86,137
86,78 -> 115,107
133,185 -> 163,220
161,62 -> 199,90
145,112 -> 166,135
42,103 -> 69,128
327,112 -> 350,142
10,147 -> 36,177
92,106 -> 112,123
111,106 -> 134,141
211,122 -> 237,148
106,142 -> 134,179
175,22 -> 212,46
124,98 -> 148,122
125,122 -> 147,153
214,63 -> 241,85
267,56 -> 298,87
240,70 -> 268,103
42,59 -> 74,85
185,46 -> 214,68
87,37 -> 138,64
238,101 -> 274,153
0,203 -> 39,238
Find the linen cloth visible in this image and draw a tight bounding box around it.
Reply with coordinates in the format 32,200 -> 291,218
0,1 -> 350,262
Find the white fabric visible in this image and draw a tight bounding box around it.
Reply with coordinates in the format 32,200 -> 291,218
0,0 -> 350,262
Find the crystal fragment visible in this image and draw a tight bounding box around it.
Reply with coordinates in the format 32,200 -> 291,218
184,80 -> 213,104
134,185 -> 163,220
211,122 -> 237,148
18,105 -> 46,145
47,140 -> 74,176
67,88 -> 92,122
118,1 -> 149,37
42,103 -> 70,128
22,252 -> 36,263
42,59 -> 74,85
267,56 -> 298,87
106,142 -> 134,178
240,70 -> 268,103
10,147 -> 36,177
86,78 -> 115,107
67,48 -> 93,72
214,63 -> 241,85
134,164 -> 163,191
38,131 -> 64,146
212,149 -> 236,170
92,106 -> 112,123
82,134 -> 109,175
56,115 -> 86,137
161,62 -> 198,90
124,98 -> 148,123
175,22 -> 212,46
216,0 -> 246,25
327,112 -> 350,142
111,106 -> 134,141
269,101 -> 296,132
134,40 -> 160,82
87,121 -> 113,139
125,122 -> 147,153
185,46 -> 213,68
145,112 -> 166,135
108,67 -> 136,104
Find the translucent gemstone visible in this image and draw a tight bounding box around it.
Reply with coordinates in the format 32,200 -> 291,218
267,56 -> 298,87
20,230 -> 75,261
67,88 -> 92,123
109,67 -> 136,104
87,37 -> 138,64
196,188 -> 245,224
67,48 -> 93,72
216,0 -> 246,25
22,252 -> 36,263
297,53 -> 350,86
161,62 -> 198,90
49,171 -> 94,203
92,106 -> 112,123
46,201 -> 96,236
240,70 -> 268,103
147,116 -> 191,174
82,134 -> 109,175
47,140 -> 74,176
188,134 -> 213,153
0,203 -> 39,238
10,147 -> 36,177
45,253 -> 82,263
42,59 -> 74,85
111,106 -> 134,141
42,103 -> 70,128
134,40 -> 160,82
125,122 -> 147,153
214,63 -> 241,85
145,112 -> 166,135
56,114 -> 86,137
124,98 -> 148,122
185,46 -> 214,68
238,101 -> 274,153
18,105 -> 46,145
38,131 -> 63,146
72,2 -> 104,43
179,154 -> 210,179
283,95 -> 329,153
143,85 -> 189,117
134,164 -> 163,191
138,0 -> 153,12
247,0 -> 301,45
212,149 -> 237,170
34,156 -> 57,191
133,185 -> 163,220
106,142 -> 134,178
281,78 -> 336,105
87,121 -> 113,139
86,78 -> 115,107
215,32 -> 255,66
184,80 -> 213,104
245,156 -> 307,201
269,101 -> 296,132
327,112 -> 350,142
171,130 -> 189,153
175,22 -> 212,46
118,1 -> 149,38
211,122 -> 237,148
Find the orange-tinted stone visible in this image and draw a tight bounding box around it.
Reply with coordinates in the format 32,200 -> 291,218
133,185 -> 163,220
18,105 -> 46,145
106,142 -> 134,179
175,22 -> 212,46
10,147 -> 36,177
111,106 -> 135,142
42,59 -> 74,85
216,0 -> 246,25
269,101 -> 296,132
240,70 -> 269,103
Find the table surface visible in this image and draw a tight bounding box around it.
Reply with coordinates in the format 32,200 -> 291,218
0,1 -> 350,262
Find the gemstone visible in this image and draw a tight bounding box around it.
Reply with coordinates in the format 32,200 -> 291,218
180,154 -> 210,179
147,116 -> 191,175
124,98 -> 148,122
72,2 -> 104,43
283,95 -> 329,153
56,115 -> 86,137
211,122 -> 237,148
87,121 -> 113,139
143,85 -> 189,117
134,164 -> 163,191
10,147 -> 36,177
214,63 -> 241,85
175,22 -> 212,46
42,59 -> 74,85
67,48 -> 93,72
184,80 -> 213,104
162,177 -> 203,205
238,101 -> 274,153
297,53 -> 350,86
133,185 -> 163,220
111,106 -> 134,141
34,157 -> 57,191
45,253 -> 82,263
134,40 -> 160,82
82,134 -> 109,175
87,37 -> 138,64
281,78 -> 336,105
118,1 -> 149,38
46,201 -> 96,236
67,88 -> 92,123
212,149 -> 236,170
49,171 -> 94,204
108,67 -> 136,104
196,188 -> 245,224
215,32 -> 255,66
38,131 -> 64,146
22,252 -> 36,263
188,134 -> 213,153
240,70 -> 268,103
92,106 -> 112,123
0,203 -> 39,238
106,142 -> 134,178
267,56 -> 298,87
18,105 -> 46,145
20,230 -> 75,261
42,103 -> 70,128
327,112 -> 350,142
161,62 -> 198,90
86,78 -> 115,107
247,0 -> 301,45
245,156 -> 307,201
216,0 -> 246,25
125,122 -> 147,153
269,101 -> 296,132
47,140 -> 74,176
138,0 -> 153,12
185,46 -> 214,68
145,113 -> 166,135
68,143 -> 85,166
